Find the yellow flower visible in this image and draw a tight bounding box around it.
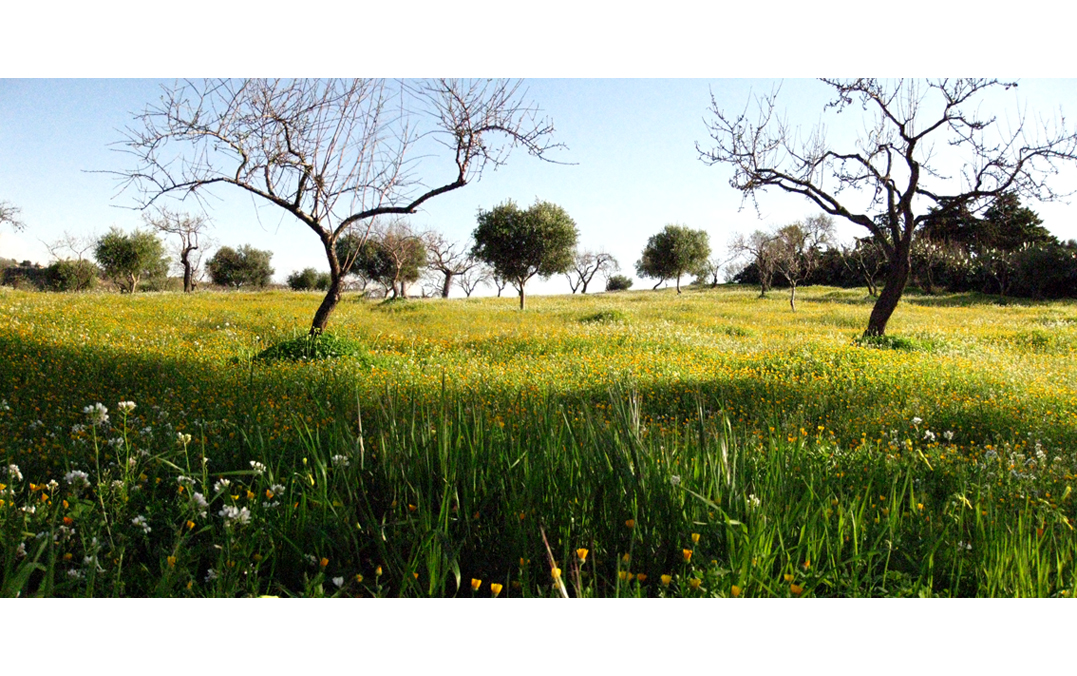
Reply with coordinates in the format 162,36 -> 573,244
621,553 -> 630,563
471,578 -> 482,591
355,574 -> 364,583
319,557 -> 329,568
253,554 -> 263,563
407,504 -> 417,513
246,490 -> 255,500
551,567 -> 561,580
691,533 -> 700,543
167,556 -> 177,568
636,573 -> 647,583
265,489 -> 275,499
688,578 -> 702,589
660,574 -> 672,586
576,548 -> 589,562
625,519 -> 635,529
790,583 -> 804,595
731,584 -> 742,597
186,520 -> 196,530
682,549 -> 693,563
490,583 -> 503,597
784,573 -> 794,582
618,571 -> 628,581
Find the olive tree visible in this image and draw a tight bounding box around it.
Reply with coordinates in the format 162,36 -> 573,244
93,228 -> 169,293
471,199 -> 578,310
635,224 -> 711,293
699,78 -> 1077,336
206,245 -> 274,288
114,79 -> 561,334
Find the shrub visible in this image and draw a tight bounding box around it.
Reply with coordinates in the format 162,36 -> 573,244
253,332 -> 376,363
287,268 -> 331,291
605,274 -> 633,292
207,245 -> 274,288
46,259 -> 99,291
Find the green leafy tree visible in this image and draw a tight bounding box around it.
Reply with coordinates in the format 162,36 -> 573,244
287,268 -> 331,291
93,227 -> 169,293
206,245 -> 274,288
635,224 -> 711,294
471,199 -> 578,310
46,259 -> 99,292
605,274 -> 633,291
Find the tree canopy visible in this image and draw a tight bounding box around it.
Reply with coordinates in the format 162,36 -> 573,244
635,224 -> 711,293
471,199 -> 578,309
93,228 -> 168,293
206,245 -> 274,289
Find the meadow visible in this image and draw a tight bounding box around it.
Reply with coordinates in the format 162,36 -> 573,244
1,284 -> 1075,597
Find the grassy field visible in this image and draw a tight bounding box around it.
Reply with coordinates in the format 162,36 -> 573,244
1,284 -> 1075,597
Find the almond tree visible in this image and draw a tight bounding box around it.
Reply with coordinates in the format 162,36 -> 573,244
424,231 -> 479,298
566,250 -> 618,294
143,207 -> 210,293
769,214 -> 834,311
699,79 -> 1077,336
114,79 -> 561,334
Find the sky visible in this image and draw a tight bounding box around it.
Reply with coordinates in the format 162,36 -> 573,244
3,6 -> 1077,298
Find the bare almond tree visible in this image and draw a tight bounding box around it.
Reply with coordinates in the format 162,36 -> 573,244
456,264 -> 492,298
43,231 -> 97,262
700,78 -> 1077,336
143,207 -> 211,293
768,214 -> 835,312
728,230 -> 778,297
114,79 -> 562,334
566,250 -> 618,294
424,231 -> 479,298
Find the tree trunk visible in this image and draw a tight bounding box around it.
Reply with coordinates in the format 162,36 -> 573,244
789,284 -> 796,312
311,237 -> 344,336
181,248 -> 194,293
675,274 -> 682,294
441,272 -> 453,298
518,285 -> 525,310
864,241 -> 911,337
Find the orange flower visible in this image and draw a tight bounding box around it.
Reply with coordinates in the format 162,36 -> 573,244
625,519 -> 635,529
375,566 -> 383,577
490,583 -> 503,597
471,578 -> 482,591
319,557 -> 329,568
802,560 -> 811,570
167,556 -> 177,568
682,549 -> 693,563
576,548 -> 589,562
246,490 -> 255,500
62,516 -> 74,526
187,520 -> 196,530
636,573 -> 648,583
790,584 -> 804,595
407,504 -> 417,513
731,584 -> 742,597
621,553 -> 631,563
660,574 -> 672,586
355,574 -> 364,583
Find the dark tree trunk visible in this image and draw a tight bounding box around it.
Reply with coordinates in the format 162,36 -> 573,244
181,246 -> 195,293
441,272 -> 453,298
311,237 -> 344,336
789,284 -> 796,312
518,285 -> 525,310
864,240 -> 911,337
675,274 -> 682,294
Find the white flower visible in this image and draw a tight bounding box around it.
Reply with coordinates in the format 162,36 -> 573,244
65,470 -> 90,489
192,492 -> 209,517
131,515 -> 151,534
747,494 -> 762,509
331,455 -> 350,469
176,432 -> 192,445
923,430 -> 936,442
213,478 -> 231,494
911,416 -> 923,426
249,461 -> 267,476
0,399 -> 9,412
177,475 -> 196,487
67,569 -> 84,579
15,542 -> 26,558
332,576 -> 344,588
943,430 -> 954,442
269,483 -> 286,495
71,423 -> 86,434
117,401 -> 136,414
7,464 -> 23,482
140,426 -> 153,437
83,403 -> 109,427
205,568 -> 218,582
46,479 -> 58,491
107,437 -> 125,449
670,475 -> 681,486
219,505 -> 251,525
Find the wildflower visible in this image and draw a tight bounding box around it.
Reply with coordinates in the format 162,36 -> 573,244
790,584 -> 804,595
67,569 -> 84,580
205,568 -> 218,583
83,403 -> 109,427
923,430 -> 936,442
747,494 -> 761,509
249,461 -> 267,475
551,567 -> 562,580
802,560 -> 811,570
187,520 -> 196,530
375,566 -> 383,577
332,577 -> 344,588
219,505 -> 251,525
320,557 -> 329,568
213,478 -> 231,493
177,475 -> 196,487
471,578 -> 482,591
691,533 -> 700,543
688,578 -> 701,589
70,423 -> 85,435
490,582 -> 503,597
7,465 -> 23,482
0,399 -> 8,412
660,574 -> 672,586
15,542 -> 26,558
670,475 -> 681,486
731,584 -> 742,597
577,548 -> 589,562
911,416 -> 922,426
355,574 -> 364,584
176,432 -> 192,445
167,556 -> 177,568
682,549 -> 693,563
407,504 -> 417,513
63,516 -> 75,526
622,553 -> 630,563
269,484 -> 285,496
191,492 -> 209,517
131,515 -> 151,534
331,454 -> 350,468
784,573 -> 795,582
943,430 -> 954,442
117,401 -> 136,414
625,519 -> 635,529
636,574 -> 648,583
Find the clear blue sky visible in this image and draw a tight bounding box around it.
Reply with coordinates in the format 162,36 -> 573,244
3,78 -> 1077,296
3,2 -> 1077,296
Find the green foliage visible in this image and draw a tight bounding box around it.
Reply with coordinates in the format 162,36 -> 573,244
339,229 -> 426,296
46,259 -> 99,292
207,245 -> 274,289
471,199 -> 578,306
287,268 -> 331,291
93,228 -> 168,293
635,224 -> 710,291
253,332 -> 373,363
579,308 -> 627,323
605,274 -> 633,291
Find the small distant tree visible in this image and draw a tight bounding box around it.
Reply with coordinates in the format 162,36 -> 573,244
94,228 -> 169,293
287,268 -> 331,291
841,237 -> 887,297
566,250 -> 618,294
340,221 -> 426,298
693,255 -> 734,288
769,214 -> 835,311
456,264 -> 492,298
491,273 -> 509,297
144,207 -> 211,293
425,232 -> 480,298
729,230 -> 779,297
605,274 -> 633,292
46,259 -> 99,292
206,245 -> 274,288
472,199 -> 579,310
635,224 -> 711,294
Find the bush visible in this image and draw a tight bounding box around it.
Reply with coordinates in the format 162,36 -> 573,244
207,245 -> 274,288
605,274 -> 633,292
46,259 -> 98,291
253,332 -> 377,363
287,268 -> 331,291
